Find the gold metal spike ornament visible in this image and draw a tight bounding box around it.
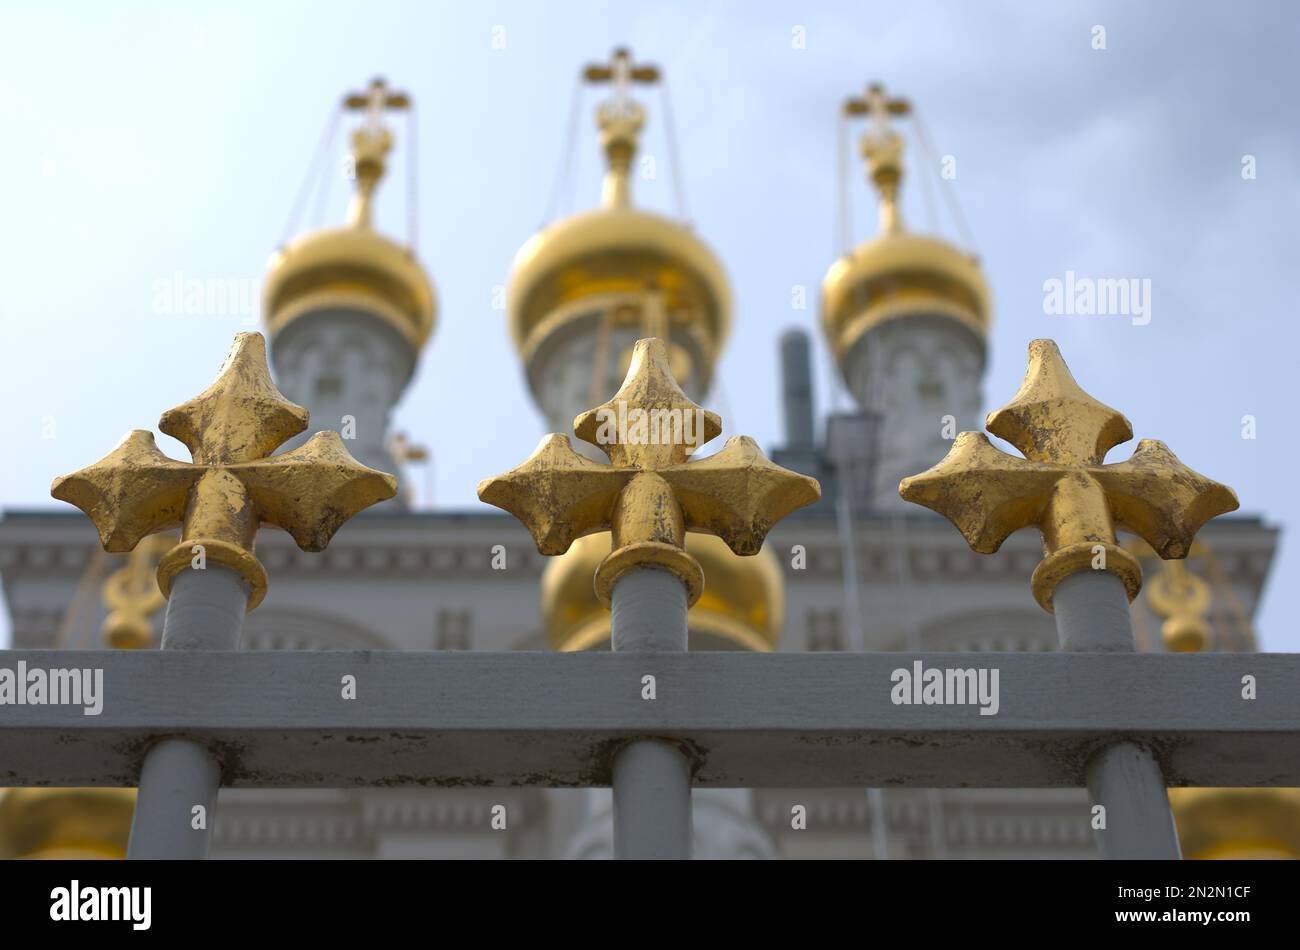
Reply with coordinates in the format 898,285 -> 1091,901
101,533 -> 173,649
899,339 -> 1238,612
52,333 -> 397,611
1147,556 -> 1213,653
479,338 -> 821,605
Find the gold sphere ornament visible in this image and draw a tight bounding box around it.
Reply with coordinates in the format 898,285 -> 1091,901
542,532 -> 785,652
0,788 -> 136,860
1171,788 -> 1300,860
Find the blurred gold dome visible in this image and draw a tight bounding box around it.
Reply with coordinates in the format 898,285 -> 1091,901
1171,788 -> 1300,859
822,232 -> 990,365
1150,553 -> 1297,860
821,82 -> 990,372
508,206 -> 730,379
0,788 -> 136,860
264,78 -> 436,352
264,226 -> 436,351
542,532 -> 784,652
508,49 -> 729,391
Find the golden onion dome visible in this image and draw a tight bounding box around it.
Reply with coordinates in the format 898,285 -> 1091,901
508,207 -> 730,374
1171,788 -> 1300,859
0,788 -> 136,859
542,532 -> 784,652
507,50 -> 730,389
264,227 -> 435,351
821,83 -> 990,370
822,233 -> 990,365
264,79 -> 436,352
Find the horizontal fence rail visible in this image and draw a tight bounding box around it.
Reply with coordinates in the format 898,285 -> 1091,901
1,650 -> 1297,790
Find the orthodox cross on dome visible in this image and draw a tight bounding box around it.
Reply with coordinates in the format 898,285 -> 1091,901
584,48 -> 659,207
899,339 -> 1238,613
844,82 -> 911,233
844,81 -> 910,127
341,77 -> 411,227
344,76 -> 410,134
584,46 -> 659,113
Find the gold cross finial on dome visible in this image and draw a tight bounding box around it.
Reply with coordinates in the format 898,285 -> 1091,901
52,333 -> 397,611
844,82 -> 911,122
844,82 -> 911,233
899,339 -> 1238,612
583,47 -> 660,98
342,76 -> 411,127
340,77 -> 410,228
479,338 -> 820,605
583,48 -> 659,208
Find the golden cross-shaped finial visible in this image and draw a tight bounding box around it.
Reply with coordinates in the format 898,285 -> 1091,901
52,333 -> 397,611
340,77 -> 410,228
1147,556 -> 1213,653
583,47 -> 660,96
342,76 -> 411,124
479,338 -> 820,604
843,82 -> 911,233
899,339 -> 1238,612
583,48 -> 659,209
844,82 -> 910,121
101,533 -> 173,649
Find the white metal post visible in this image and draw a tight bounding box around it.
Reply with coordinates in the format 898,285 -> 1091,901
608,567 -> 692,859
1052,571 -> 1182,859
127,564 -> 247,859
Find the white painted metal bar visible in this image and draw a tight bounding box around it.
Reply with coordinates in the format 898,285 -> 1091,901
2,650 -> 1295,790
126,565 -> 247,859
609,567 -> 692,859
1052,571 -> 1182,859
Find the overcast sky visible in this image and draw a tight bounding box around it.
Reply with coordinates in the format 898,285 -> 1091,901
1,1 -> 1296,647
